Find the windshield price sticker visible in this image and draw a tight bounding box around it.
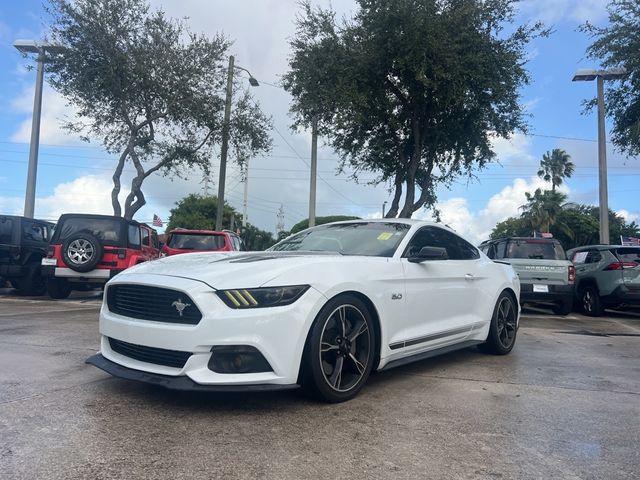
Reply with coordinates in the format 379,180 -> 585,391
377,232 -> 393,241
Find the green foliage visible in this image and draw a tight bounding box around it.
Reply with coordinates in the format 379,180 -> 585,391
520,188 -> 568,233
166,194 -> 235,232
283,0 -> 546,218
46,0 -> 272,219
537,149 -> 575,191
166,194 -> 275,251
289,216 -> 361,234
581,0 -> 640,156
490,203 -> 640,250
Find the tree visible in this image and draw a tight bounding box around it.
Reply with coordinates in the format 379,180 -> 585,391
581,0 -> 640,157
283,0 -> 545,218
537,149 -> 574,191
46,0 -> 272,219
520,188 -> 567,233
490,217 -> 530,239
166,194 -> 276,250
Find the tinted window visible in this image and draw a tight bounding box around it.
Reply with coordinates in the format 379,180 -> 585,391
128,225 -> 141,248
506,240 -> 566,260
0,217 -> 14,244
496,241 -> 507,259
404,226 -> 479,260
56,218 -> 123,246
614,248 -> 640,263
270,222 -> 410,257
151,231 -> 159,249
168,233 -> 226,250
22,220 -> 48,242
141,227 -> 150,246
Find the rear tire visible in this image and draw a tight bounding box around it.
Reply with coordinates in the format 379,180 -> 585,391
46,278 -> 72,299
12,261 -> 46,296
579,285 -> 603,317
301,294 -> 375,403
479,291 -> 518,355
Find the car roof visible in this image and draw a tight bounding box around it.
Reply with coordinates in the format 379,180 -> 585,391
57,213 -> 156,231
314,218 -> 439,227
0,214 -> 54,226
169,228 -> 231,235
569,244 -> 640,252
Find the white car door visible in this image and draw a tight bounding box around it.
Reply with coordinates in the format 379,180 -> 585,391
390,226 -> 486,355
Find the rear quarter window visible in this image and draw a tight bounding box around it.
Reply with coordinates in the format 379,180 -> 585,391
614,248 -> 640,263
0,217 -> 13,244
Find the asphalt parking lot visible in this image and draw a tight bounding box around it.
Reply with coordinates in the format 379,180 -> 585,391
1,288 -> 639,480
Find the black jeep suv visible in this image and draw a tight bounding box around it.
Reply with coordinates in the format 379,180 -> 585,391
0,215 -> 54,295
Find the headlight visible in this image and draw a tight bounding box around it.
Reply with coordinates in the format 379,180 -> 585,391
216,285 -> 310,309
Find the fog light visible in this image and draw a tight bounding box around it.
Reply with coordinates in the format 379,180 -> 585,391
208,346 -> 272,374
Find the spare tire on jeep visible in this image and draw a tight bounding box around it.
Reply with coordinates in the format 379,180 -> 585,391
61,232 -> 103,273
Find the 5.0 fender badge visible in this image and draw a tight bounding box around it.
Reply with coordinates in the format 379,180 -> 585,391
391,293 -> 403,300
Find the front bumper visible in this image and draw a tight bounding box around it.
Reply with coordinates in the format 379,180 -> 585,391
86,354 -> 298,392
520,283 -> 574,304
96,273 -> 327,387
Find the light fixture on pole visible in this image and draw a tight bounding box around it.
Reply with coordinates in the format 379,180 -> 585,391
216,56 -> 259,231
14,40 -> 64,219
572,67 -> 627,245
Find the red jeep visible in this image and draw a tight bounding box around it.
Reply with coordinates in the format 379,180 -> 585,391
42,214 -> 160,298
161,228 -> 243,256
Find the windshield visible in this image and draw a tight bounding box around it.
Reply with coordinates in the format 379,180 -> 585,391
506,240 -> 566,260
55,218 -> 123,246
269,222 -> 410,257
168,233 -> 226,250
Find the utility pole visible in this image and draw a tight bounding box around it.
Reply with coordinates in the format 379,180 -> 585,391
216,55 -> 235,231
308,117 -> 318,227
596,76 -> 609,245
276,205 -> 285,235
242,158 -> 250,227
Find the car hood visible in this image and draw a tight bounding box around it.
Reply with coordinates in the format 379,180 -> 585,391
115,251 -> 346,290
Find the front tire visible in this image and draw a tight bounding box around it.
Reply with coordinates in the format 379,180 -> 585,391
12,261 -> 46,296
479,291 -> 518,355
301,294 -> 376,403
552,298 -> 573,316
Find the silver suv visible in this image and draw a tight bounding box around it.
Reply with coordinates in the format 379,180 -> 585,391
566,245 -> 640,316
479,237 -> 575,315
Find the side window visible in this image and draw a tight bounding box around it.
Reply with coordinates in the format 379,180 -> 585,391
141,227 -> 151,246
496,241 -> 507,259
585,250 -> 602,264
0,217 -> 14,244
486,244 -> 496,259
22,220 -> 47,242
404,227 -> 479,260
232,236 -> 241,251
128,225 -> 141,249
151,231 -> 159,249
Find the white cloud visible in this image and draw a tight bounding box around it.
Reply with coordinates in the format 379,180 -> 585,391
617,209 -> 639,224
491,132 -> 535,165
418,176 -> 566,245
10,84 -> 79,145
518,0 -> 609,24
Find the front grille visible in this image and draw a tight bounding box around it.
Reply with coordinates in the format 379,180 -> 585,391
108,337 -> 191,369
107,284 -> 202,324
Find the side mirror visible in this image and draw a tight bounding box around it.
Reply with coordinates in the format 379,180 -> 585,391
408,246 -> 448,263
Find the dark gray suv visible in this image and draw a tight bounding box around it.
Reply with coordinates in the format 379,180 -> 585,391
479,237 -> 575,315
567,245 -> 640,316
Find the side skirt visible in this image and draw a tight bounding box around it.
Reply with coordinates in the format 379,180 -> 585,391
378,340 -> 483,372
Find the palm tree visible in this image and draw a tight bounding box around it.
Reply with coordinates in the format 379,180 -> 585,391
537,149 -> 575,191
520,188 -> 567,233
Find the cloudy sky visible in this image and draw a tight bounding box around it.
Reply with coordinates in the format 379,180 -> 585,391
1,0 -> 638,244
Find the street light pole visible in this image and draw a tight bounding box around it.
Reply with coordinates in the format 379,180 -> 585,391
308,117 -> 318,228
14,40 -> 63,218
572,68 -> 627,245
242,157 -> 249,227
382,201 -> 387,218
215,56 -> 259,231
216,55 -> 235,231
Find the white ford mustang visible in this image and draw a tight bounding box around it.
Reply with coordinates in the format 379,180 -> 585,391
88,219 -> 520,402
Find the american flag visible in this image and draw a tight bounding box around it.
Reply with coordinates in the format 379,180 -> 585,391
152,214 -> 163,227
620,235 -> 640,246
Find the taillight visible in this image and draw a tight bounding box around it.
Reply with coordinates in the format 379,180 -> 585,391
604,262 -> 637,270
568,265 -> 576,283
47,246 -> 54,258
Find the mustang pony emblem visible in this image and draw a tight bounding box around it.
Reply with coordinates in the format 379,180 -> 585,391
171,298 -> 191,316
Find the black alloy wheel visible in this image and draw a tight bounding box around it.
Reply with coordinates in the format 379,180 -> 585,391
61,232 -> 103,273
479,291 -> 518,355
302,294 -> 375,402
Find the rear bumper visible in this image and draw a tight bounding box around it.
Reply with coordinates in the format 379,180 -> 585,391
86,353 -> 299,392
601,285 -> 640,306
520,283 -> 574,304
42,265 -> 123,282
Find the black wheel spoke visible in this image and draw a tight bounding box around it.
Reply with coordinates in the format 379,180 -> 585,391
347,319 -> 368,342
348,353 -> 365,375
321,341 -> 339,353
329,356 -> 344,388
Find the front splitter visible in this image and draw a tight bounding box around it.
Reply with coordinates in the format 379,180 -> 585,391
86,353 -> 299,392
